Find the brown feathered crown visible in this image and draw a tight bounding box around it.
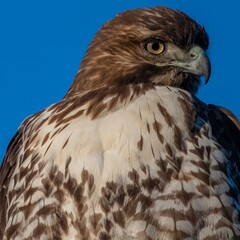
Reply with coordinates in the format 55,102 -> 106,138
66,6 -> 210,97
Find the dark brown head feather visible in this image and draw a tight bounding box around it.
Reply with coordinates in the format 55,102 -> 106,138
66,6 -> 209,97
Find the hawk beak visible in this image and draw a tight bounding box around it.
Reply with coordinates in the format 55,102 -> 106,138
154,45 -> 211,84
173,46 -> 211,84
185,46 -> 211,84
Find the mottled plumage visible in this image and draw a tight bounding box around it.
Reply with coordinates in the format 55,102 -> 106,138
1,6 -> 240,240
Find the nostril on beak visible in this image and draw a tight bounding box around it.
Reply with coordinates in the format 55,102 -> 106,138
190,52 -> 198,59
189,46 -> 202,60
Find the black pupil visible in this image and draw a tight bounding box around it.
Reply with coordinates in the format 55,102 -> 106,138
152,42 -> 160,51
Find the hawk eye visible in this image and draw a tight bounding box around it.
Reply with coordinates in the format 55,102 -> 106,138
145,40 -> 165,55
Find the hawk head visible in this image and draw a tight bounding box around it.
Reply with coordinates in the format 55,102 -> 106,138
67,6 -> 210,97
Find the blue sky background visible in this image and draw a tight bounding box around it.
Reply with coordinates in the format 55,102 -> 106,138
0,0 -> 239,162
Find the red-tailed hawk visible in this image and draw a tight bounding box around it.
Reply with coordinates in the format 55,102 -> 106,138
1,6 -> 240,240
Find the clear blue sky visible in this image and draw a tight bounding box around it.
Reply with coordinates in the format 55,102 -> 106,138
0,0 -> 239,162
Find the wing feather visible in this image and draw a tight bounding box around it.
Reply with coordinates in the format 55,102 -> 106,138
216,106 -> 240,130
0,117 -> 31,237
